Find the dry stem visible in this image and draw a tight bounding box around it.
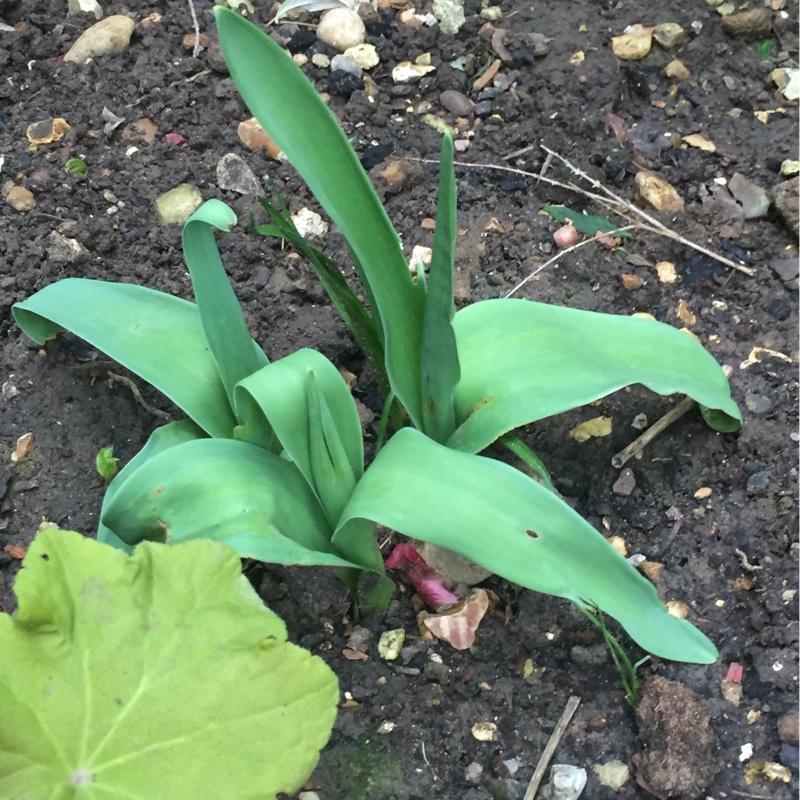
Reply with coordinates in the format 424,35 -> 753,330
523,695 -> 581,800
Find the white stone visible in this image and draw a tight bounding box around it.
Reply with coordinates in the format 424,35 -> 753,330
316,8 -> 365,52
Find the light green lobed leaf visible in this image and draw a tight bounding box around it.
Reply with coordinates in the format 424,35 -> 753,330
0,530 -> 338,799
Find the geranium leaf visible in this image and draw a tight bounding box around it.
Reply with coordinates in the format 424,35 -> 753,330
0,530 -> 338,798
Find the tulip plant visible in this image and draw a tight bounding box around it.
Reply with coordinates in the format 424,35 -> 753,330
12,7 -> 741,666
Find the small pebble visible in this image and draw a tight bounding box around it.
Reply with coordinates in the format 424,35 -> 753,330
465,762 -> 484,784
665,59 -> 691,80
5,185 -> 35,212
778,714 -> 799,745
64,15 -> 135,64
440,89 -> 474,115
571,644 -> 609,665
474,100 -> 493,118
316,8 -> 366,52
729,172 -> 771,219
768,297 -> 792,321
653,22 -> 685,48
746,471 -> 770,496
744,394 -> 773,415
613,468 -> 636,497
780,743 -> 799,771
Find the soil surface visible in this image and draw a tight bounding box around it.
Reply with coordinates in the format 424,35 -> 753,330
1,1 -> 798,798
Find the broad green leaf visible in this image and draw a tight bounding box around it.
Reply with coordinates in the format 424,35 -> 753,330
215,7 -> 426,427
98,420 -> 207,552
448,298 -> 741,453
420,133 -> 460,443
336,429 -> 717,663
12,280 -> 238,438
101,437 -> 363,569
0,530 -> 338,798
183,200 -> 269,404
544,205 -> 632,238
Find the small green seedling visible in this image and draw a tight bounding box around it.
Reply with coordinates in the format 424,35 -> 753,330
64,158 -> 87,179
544,204 -> 632,238
756,38 -> 773,59
0,530 -> 337,798
95,446 -> 118,481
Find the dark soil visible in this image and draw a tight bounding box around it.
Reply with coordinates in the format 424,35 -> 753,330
1,1 -> 798,798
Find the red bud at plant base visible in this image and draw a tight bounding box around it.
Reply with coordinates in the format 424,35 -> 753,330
554,224 -> 579,248
725,662 -> 743,683
385,543 -> 460,610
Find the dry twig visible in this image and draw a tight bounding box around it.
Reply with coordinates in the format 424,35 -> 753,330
409,153 -> 755,278
187,0 -> 202,58
611,365 -> 734,468
107,372 -> 171,421
522,695 -> 581,800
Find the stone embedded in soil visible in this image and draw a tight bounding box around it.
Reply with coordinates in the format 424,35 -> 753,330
593,760 -> 630,790
634,170 -> 685,212
653,22 -> 685,48
392,61 -> 436,82
5,185 -> 35,212
772,177 -> 799,235
64,15 -> 135,64
665,59 -> 691,80
778,714 -> 800,745
343,43 -> 379,70
636,676 -> 721,799
330,54 -> 362,77
612,468 -> 636,497
433,0 -> 466,35
612,25 -> 654,61
377,159 -> 423,192
46,231 -> 89,264
540,764 -> 587,800
728,172 -> 770,219
216,153 -> 261,196
746,470 -> 770,496
745,394 -> 774,415
155,183 -> 202,225
316,8 -> 365,52
237,117 -> 283,159
721,7 -> 773,37
440,90 -> 474,116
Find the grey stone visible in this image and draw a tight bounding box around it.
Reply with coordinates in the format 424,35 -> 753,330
216,153 -> 261,196
729,172 -> 770,219
745,394 -> 774,415
773,177 -> 799,235
746,471 -> 770,495
613,468 -> 636,497
440,90 -> 474,115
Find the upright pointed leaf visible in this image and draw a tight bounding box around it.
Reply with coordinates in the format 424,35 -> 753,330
13,280 -> 237,438
102,438 -> 362,569
449,299 -> 741,453
215,7 -> 425,426
420,134 -> 460,443
336,429 -> 718,663
183,200 -> 269,404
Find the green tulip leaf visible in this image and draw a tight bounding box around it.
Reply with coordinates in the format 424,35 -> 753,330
337,428 -> 718,663
449,298 -> 741,453
0,530 -> 338,799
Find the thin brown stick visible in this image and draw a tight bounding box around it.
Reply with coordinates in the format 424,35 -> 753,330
611,367 -> 733,468
107,372 -> 171,421
187,0 -> 201,58
505,224 -> 641,298
522,695 -> 581,800
408,155 -> 755,278
611,396 -> 696,469
540,145 -> 755,277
